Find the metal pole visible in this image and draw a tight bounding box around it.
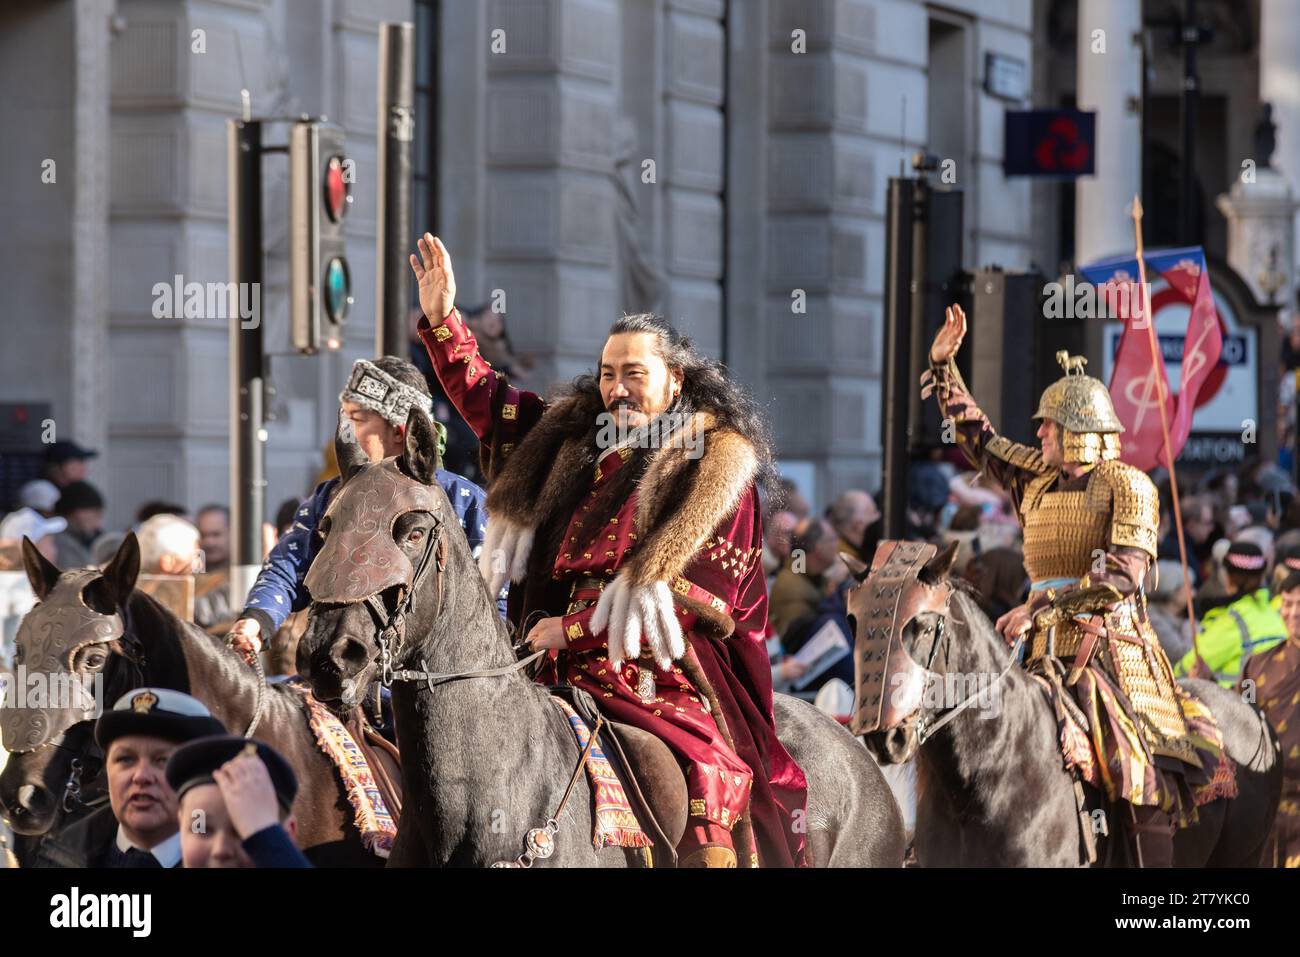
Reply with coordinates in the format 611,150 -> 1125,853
228,119 -> 266,610
882,178 -> 915,540
376,21 -> 415,357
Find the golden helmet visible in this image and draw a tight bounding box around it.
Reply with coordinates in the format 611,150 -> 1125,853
1032,352 -> 1124,435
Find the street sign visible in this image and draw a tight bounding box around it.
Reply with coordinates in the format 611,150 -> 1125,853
984,53 -> 1027,101
1003,109 -> 1095,178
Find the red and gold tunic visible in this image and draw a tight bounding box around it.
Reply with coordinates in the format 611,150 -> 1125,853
418,307 -> 807,866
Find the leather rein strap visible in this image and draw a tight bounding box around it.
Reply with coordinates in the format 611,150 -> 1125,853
492,714 -> 605,868
354,516 -> 601,868
916,633 -> 1025,745
369,521 -> 448,687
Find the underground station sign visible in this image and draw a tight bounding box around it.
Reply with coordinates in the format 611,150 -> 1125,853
1004,109 -> 1096,178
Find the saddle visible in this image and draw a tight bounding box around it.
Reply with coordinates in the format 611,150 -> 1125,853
549,685 -> 687,867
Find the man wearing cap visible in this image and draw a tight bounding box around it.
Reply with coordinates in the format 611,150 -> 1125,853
33,688 -> 225,868
1270,540 -> 1300,607
52,480 -> 106,569
167,736 -> 310,868
44,439 -> 98,489
1241,570 -> 1300,867
228,356 -> 500,661
1176,541 -> 1287,687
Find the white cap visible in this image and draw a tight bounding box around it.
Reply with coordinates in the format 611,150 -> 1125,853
18,480 -> 60,514
110,687 -> 214,718
0,507 -> 67,542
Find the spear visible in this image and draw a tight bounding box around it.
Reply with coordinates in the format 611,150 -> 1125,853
1130,196 -> 1201,667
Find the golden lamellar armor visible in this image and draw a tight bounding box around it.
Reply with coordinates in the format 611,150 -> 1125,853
1023,460 -> 1197,765
1034,352 -> 1124,465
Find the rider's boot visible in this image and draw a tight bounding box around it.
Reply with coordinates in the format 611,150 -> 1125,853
1128,804 -> 1175,868
679,822 -> 737,868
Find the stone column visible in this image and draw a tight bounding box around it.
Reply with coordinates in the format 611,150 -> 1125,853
72,0 -> 115,458
1260,0 -> 1300,284
1216,170 -> 1300,306
479,0 -> 621,388
765,0 -> 887,501
1074,0 -> 1142,264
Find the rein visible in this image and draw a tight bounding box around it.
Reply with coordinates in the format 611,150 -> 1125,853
345,511 -> 589,867
368,520 -> 448,688
62,755 -> 110,814
365,519 -> 547,689
916,625 -> 1025,745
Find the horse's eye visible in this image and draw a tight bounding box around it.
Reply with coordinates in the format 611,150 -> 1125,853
407,529 -> 425,544
83,649 -> 108,670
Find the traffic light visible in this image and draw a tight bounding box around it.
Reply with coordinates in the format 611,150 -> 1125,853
290,120 -> 353,352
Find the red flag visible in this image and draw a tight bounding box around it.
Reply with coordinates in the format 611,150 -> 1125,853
1105,276 -> 1175,472
1160,264 -> 1223,466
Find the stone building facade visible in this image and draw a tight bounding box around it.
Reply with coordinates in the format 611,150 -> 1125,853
11,0 -> 1289,532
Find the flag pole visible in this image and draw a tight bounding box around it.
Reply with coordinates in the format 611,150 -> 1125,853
1130,196 -> 1200,662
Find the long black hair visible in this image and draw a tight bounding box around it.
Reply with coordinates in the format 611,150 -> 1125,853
538,314 -> 780,553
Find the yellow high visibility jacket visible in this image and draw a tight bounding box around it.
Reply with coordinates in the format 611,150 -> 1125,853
1176,588 -> 1286,687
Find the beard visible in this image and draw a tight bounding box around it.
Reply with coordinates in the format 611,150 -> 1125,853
605,379 -> 674,424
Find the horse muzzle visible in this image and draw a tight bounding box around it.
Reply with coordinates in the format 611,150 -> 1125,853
299,634 -> 375,709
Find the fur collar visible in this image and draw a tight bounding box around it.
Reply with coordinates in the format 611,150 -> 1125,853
479,391 -> 758,627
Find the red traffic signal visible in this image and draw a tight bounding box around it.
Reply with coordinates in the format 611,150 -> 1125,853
290,121 -> 352,353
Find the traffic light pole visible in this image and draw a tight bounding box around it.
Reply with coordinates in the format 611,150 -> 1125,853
228,119 -> 266,611
882,177 -> 915,541
376,22 -> 415,358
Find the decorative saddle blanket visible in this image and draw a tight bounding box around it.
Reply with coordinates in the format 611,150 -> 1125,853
551,697 -> 653,851
288,680 -> 398,858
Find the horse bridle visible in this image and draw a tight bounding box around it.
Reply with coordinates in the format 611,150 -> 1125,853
908,604 -> 1025,746
337,508 -> 574,868
359,515 -> 546,693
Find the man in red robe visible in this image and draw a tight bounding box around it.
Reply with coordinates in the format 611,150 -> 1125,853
410,234 -> 808,867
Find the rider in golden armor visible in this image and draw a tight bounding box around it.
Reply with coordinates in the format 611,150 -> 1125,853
923,305 -> 1235,867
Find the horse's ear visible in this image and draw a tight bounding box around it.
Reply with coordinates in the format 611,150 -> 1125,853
335,407 -> 368,483
21,536 -> 62,600
100,532 -> 141,607
400,407 -> 440,486
919,541 -> 959,585
840,551 -> 870,583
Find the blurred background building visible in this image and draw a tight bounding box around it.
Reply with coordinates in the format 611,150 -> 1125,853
0,0 -> 1295,527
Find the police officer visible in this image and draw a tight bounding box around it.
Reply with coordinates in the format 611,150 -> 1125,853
1177,541 -> 1287,687
33,688 -> 224,868
166,735 -> 310,868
